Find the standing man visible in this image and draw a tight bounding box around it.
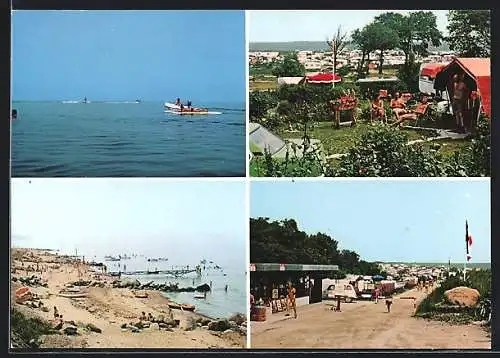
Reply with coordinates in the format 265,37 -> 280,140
452,73 -> 469,133
286,282 -> 297,319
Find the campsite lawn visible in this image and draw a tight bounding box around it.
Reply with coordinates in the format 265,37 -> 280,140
249,80 -> 277,91
277,122 -> 437,155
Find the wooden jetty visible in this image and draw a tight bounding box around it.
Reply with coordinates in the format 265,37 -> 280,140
110,268 -> 198,277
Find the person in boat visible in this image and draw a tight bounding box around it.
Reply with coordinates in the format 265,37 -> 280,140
175,98 -> 181,106
187,100 -> 192,110
11,109 -> 17,120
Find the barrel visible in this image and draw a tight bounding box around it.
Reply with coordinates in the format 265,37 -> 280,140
251,306 -> 267,321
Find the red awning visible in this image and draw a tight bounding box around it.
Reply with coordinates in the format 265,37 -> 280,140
434,58 -> 491,118
420,63 -> 448,79
307,73 -> 342,84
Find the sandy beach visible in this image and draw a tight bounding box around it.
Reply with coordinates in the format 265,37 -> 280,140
250,287 -> 490,349
10,248 -> 246,349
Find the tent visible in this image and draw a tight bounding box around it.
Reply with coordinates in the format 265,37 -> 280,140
434,58 -> 491,118
420,63 -> 448,79
306,72 -> 342,84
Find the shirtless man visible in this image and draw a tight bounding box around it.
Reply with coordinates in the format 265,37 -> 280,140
286,282 -> 297,319
452,73 -> 468,133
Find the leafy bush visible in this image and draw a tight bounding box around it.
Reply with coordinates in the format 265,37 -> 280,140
465,116 -> 491,176
326,124 -> 450,177
397,58 -> 420,93
11,308 -> 55,348
249,90 -> 278,120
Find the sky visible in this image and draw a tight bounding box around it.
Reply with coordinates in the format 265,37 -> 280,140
11,10 -> 245,103
11,179 -> 246,267
251,179 -> 491,263
249,10 -> 450,42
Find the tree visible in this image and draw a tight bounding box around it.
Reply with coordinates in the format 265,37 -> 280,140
364,22 -> 399,74
326,26 -> 349,86
446,10 -> 491,57
375,11 -> 442,64
351,28 -> 371,77
271,52 -> 306,77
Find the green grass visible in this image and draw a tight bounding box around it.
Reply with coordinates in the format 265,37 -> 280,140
11,308 -> 55,348
249,81 -> 277,92
277,122 -> 433,155
421,138 -> 471,158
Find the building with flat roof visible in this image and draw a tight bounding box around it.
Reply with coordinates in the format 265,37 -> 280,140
250,263 -> 339,305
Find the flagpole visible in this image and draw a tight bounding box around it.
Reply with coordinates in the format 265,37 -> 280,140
464,219 -> 468,282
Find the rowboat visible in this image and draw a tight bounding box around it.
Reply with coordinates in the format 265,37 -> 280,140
168,302 -> 196,311
58,292 -> 88,298
164,102 -> 221,115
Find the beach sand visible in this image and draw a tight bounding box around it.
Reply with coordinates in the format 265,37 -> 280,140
10,248 -> 246,349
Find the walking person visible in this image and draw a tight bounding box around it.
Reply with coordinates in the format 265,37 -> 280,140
385,296 -> 393,313
285,282 -> 297,319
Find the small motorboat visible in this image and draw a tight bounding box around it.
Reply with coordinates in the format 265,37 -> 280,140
164,102 -> 221,115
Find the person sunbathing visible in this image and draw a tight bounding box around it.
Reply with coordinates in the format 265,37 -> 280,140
390,92 -> 409,119
370,94 -> 385,122
392,96 -> 430,127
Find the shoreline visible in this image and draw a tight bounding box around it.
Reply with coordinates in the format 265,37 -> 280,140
10,248 -> 246,349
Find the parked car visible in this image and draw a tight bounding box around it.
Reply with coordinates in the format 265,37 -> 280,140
323,283 -> 357,303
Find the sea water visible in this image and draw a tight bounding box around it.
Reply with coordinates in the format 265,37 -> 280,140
11,101 -> 245,177
94,255 -> 246,320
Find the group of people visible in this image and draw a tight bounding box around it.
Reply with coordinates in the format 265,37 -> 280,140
174,98 -> 193,111
370,90 -> 430,127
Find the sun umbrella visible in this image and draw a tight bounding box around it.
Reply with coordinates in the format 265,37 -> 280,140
306,72 -> 342,84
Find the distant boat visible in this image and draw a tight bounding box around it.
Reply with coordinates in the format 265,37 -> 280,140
82,97 -> 90,104
135,99 -> 141,103
104,255 -> 120,261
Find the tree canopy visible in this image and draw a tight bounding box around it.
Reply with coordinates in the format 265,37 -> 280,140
272,52 -> 306,77
250,217 -> 385,276
446,10 -> 491,57
374,11 -> 442,64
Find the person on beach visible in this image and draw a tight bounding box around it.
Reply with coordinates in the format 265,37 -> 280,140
225,284 -> 228,292
210,281 -> 213,290
385,296 -> 393,313
53,306 -> 59,319
285,282 -> 297,319
374,287 -> 380,304
140,312 -> 147,321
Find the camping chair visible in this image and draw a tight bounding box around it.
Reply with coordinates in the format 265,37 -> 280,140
392,101 -> 431,127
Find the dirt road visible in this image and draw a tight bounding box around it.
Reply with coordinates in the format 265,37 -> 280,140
250,288 -> 490,349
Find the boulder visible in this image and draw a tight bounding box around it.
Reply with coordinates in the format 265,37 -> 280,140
63,326 -> 78,335
149,323 -> 160,331
208,319 -> 230,332
196,284 -> 211,292
444,286 -> 481,307
183,317 -> 197,331
222,329 -> 233,334
116,278 -> 141,289
86,323 -> 102,333
228,313 -> 246,326
158,323 -> 169,329
201,318 -> 212,326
